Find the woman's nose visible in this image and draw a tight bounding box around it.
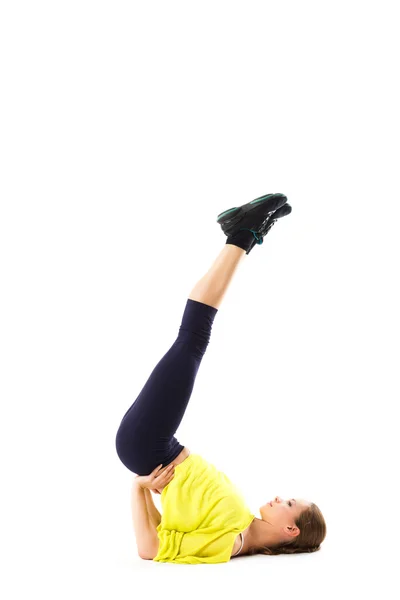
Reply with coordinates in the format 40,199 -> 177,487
275,496 -> 282,503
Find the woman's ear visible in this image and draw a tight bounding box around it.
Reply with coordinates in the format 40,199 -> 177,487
285,525 -> 300,538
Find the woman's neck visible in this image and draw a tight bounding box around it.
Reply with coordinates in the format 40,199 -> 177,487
242,517 -> 283,554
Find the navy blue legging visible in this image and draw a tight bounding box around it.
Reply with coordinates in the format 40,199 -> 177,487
115,298 -> 218,476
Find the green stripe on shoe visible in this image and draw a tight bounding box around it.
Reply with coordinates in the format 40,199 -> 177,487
217,207 -> 238,220
249,194 -> 273,205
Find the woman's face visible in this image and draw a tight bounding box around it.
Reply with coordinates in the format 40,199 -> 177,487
260,496 -> 311,525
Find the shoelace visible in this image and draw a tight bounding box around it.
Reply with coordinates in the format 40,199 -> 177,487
239,228 -> 264,245
239,218 -> 276,246
262,219 -> 276,235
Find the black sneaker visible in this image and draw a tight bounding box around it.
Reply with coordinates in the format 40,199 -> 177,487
217,192 -> 289,244
245,202 -> 292,254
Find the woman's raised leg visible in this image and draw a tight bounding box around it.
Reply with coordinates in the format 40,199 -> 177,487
115,243 -> 247,475
188,244 -> 246,310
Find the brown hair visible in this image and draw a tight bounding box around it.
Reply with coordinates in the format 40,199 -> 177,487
246,503 -> 327,556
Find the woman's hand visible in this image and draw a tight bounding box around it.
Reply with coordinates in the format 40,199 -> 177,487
134,463 -> 176,493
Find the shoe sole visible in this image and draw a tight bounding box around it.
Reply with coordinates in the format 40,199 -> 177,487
216,193 -> 287,233
216,193 -> 273,222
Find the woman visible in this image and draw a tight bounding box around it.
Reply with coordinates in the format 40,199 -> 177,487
115,193 -> 327,564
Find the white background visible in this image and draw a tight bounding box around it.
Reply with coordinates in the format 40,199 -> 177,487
1,1 -> 399,598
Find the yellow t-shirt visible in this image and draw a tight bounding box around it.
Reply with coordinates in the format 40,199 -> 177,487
153,453 -> 255,564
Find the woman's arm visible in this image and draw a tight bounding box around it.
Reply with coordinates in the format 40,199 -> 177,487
144,488 -> 162,528
131,482 -> 160,559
